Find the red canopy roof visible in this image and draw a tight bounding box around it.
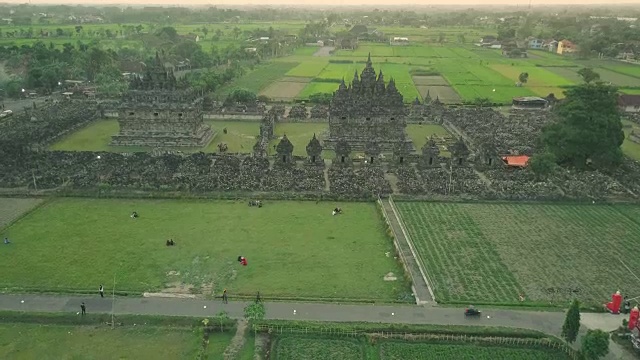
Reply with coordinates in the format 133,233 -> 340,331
502,155 -> 530,167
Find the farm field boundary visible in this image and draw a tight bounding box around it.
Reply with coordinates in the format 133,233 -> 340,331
255,324 -> 579,360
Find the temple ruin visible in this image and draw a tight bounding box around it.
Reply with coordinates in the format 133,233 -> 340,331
111,52 -> 214,147
326,54 -> 413,151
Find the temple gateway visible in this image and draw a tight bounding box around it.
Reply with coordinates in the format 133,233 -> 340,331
326,55 -> 413,151
111,52 -> 214,147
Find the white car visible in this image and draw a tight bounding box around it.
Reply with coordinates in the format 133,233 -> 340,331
0,110 -> 12,118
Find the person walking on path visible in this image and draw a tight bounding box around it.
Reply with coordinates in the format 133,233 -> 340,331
99,285 -> 104,298
222,289 -> 228,304
80,302 -> 86,315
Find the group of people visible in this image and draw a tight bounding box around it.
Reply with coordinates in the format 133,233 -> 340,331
130,211 -> 139,219
166,239 -> 176,246
248,200 -> 262,208
332,207 -> 343,216
237,256 -> 248,266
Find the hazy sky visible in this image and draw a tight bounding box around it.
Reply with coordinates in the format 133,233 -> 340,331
4,0 -> 640,5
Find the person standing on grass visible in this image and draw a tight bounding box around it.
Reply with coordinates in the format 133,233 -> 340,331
80,302 -> 86,315
3,237 -> 10,244
256,291 -> 261,303
99,285 -> 104,298
222,289 -> 228,304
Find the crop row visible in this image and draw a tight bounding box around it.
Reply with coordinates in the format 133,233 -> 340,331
273,336 -> 363,360
379,342 -> 571,360
396,202 -> 640,305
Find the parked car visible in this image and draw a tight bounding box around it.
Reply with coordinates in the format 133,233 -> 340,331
0,109 -> 13,118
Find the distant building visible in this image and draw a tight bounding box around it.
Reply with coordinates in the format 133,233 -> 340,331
618,94 -> 640,113
512,96 -> 549,110
390,37 -> 409,46
546,40 -> 559,53
557,39 -> 578,55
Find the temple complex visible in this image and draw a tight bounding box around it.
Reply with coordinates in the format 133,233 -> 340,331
111,52 -> 214,147
326,55 -> 412,151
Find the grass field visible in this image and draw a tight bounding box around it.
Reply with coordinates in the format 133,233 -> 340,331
49,119 -> 261,154
406,124 -> 452,156
1,198 -> 409,301
622,120 -> 640,161
268,123 -> 329,157
0,323 -> 233,360
396,202 -> 640,306
379,342 -> 571,360
298,82 -> 341,98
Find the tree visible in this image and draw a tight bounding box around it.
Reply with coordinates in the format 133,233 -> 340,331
577,67 -> 601,84
226,88 -> 257,104
518,72 -> 529,84
561,299 -> 581,343
75,25 -> 83,34
202,27 -> 209,38
497,25 -> 516,41
243,302 -> 265,321
213,311 -> 229,332
457,34 -> 466,44
581,329 -> 610,360
438,32 -> 445,44
539,83 -> 624,169
529,152 -> 556,180
232,27 -> 241,40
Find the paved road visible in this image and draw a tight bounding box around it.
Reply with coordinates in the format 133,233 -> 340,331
0,293 -> 633,359
0,293 -> 564,335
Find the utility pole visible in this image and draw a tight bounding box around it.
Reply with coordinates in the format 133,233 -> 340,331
111,273 -> 116,329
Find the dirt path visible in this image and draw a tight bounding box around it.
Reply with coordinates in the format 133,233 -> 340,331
223,318 -> 248,360
313,46 -> 335,57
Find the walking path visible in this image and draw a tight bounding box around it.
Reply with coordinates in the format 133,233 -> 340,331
380,197 -> 434,304
0,293 -> 632,359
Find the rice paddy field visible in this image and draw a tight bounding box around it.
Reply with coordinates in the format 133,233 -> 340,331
4,21 -> 639,104
270,335 -> 571,360
396,201 -> 640,306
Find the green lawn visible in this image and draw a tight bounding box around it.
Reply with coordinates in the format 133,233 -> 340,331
396,202 -> 640,306
1,198 -> 409,301
0,323 -> 233,360
49,119 -> 260,154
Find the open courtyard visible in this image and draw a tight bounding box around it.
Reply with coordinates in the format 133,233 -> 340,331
0,198 -> 410,302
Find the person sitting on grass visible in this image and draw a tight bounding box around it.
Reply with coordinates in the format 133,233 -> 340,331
166,239 -> 175,246
332,207 -> 342,216
3,237 -> 10,244
131,211 -> 139,219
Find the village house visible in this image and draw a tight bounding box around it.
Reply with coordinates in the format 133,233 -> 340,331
528,38 -> 544,49
546,40 -> 559,53
557,39 -> 578,55
618,94 -> 640,113
480,35 -> 496,44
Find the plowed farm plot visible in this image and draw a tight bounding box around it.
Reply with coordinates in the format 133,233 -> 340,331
0,198 -> 44,229
396,202 -> 640,306
259,77 -> 311,101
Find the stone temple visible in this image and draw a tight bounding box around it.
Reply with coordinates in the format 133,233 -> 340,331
326,54 -> 412,151
111,52 -> 214,147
